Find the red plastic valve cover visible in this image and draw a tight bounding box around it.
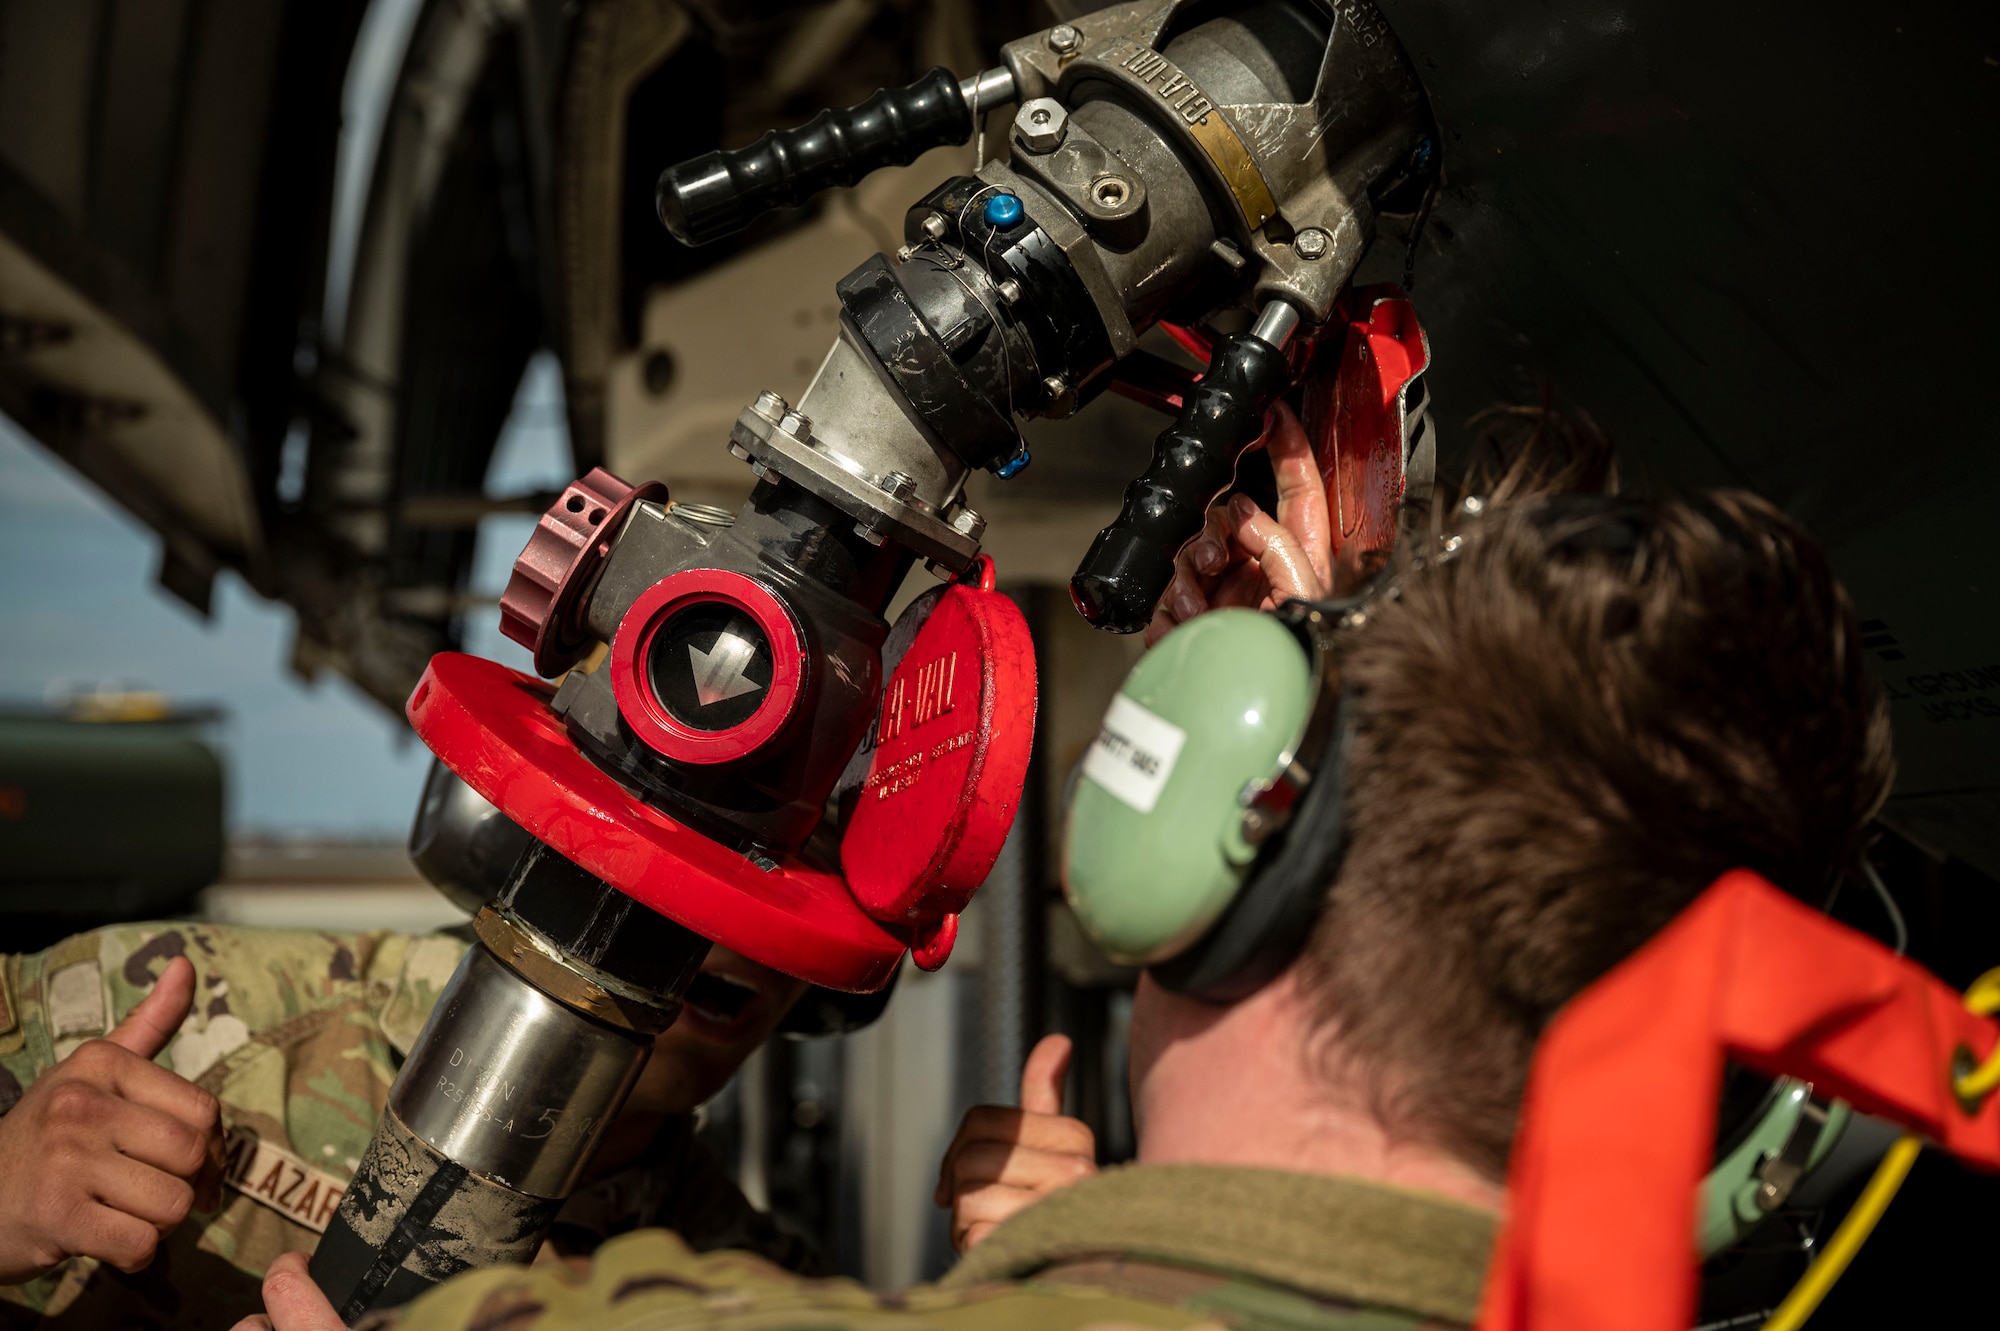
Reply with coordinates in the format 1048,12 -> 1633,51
408,651 -> 906,992
841,557 -> 1037,968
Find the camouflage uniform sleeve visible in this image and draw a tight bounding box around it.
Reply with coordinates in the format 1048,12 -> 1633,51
0,923 -> 470,1328
366,1228 -> 1233,1331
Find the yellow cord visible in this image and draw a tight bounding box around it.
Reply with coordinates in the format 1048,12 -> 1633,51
1758,1134 -> 1921,1331
1950,966 -> 2000,1100
1758,965 -> 2000,1330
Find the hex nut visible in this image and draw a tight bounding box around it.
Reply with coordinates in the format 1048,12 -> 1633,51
752,389 -> 787,418
1047,23 -> 1080,54
949,506 -> 986,537
778,410 -> 812,439
1014,97 -> 1068,153
1294,227 -> 1331,260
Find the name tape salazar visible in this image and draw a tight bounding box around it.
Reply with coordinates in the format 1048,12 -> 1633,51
221,1125 -> 347,1233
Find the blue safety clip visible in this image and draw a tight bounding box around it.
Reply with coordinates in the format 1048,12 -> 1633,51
983,192 -> 1024,229
995,444 -> 1031,479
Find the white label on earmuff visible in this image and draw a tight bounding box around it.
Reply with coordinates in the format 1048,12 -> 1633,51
1083,694 -> 1187,815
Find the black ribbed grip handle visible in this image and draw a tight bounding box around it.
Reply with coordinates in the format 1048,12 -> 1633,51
1070,333 -> 1293,633
656,68 -> 971,247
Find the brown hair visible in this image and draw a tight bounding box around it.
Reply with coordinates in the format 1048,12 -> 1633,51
1300,418 -> 1895,1180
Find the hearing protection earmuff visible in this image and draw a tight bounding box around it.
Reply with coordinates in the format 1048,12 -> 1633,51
1062,598 -> 1361,1004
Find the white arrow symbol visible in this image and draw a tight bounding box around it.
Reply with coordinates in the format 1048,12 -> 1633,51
688,631 -> 764,707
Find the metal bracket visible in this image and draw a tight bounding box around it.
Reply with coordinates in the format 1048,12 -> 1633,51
728,402 -> 982,571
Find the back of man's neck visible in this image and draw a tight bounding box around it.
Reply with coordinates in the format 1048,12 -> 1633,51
1129,973 -> 1505,1214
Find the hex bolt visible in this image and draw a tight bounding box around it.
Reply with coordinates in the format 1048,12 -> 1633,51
922,213 -> 948,240
752,389 -> 787,418
876,470 -> 918,502
1048,23 -> 1080,54
778,409 -> 812,439
996,278 -> 1023,304
1013,97 -> 1068,153
1294,227 -> 1331,260
1091,175 -> 1132,210
949,506 -> 985,537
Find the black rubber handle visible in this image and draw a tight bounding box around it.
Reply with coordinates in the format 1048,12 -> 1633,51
1070,333 -> 1293,633
656,68 -> 971,247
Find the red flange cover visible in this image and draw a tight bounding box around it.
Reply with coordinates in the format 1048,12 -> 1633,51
408,651 -> 906,992
841,557 -> 1037,968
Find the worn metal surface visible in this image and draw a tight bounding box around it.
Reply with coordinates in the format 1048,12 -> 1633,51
387,943 -> 651,1198
308,1105 -> 564,1320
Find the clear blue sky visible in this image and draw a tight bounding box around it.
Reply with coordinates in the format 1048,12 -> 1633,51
0,355 -> 571,838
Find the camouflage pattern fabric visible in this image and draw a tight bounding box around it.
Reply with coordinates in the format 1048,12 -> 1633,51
0,923 -> 818,1328
0,922 -> 464,1329
365,1165 -> 1496,1331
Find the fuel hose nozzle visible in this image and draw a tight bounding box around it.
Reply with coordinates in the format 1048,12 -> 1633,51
308,844 -> 707,1319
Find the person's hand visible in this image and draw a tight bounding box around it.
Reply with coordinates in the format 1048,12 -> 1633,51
0,955 -> 224,1282
1145,401 -> 1334,646
229,1251 -> 344,1331
935,1034 -> 1097,1254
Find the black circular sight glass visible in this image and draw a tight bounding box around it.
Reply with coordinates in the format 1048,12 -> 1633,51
648,603 -> 774,733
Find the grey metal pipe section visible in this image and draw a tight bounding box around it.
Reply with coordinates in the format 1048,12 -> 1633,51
1249,299 -> 1303,352
958,66 -> 1019,113
388,944 -> 652,1198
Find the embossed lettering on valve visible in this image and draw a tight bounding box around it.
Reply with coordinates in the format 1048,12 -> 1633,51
865,649 -> 975,800
1109,43 -> 1217,126
434,1045 -> 596,1150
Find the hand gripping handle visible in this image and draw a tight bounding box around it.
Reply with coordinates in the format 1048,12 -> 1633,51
1070,331 -> 1294,633
656,67 -> 972,247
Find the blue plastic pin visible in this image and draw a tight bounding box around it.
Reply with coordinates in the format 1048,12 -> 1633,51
995,445 -> 1031,479
983,192 -> 1024,228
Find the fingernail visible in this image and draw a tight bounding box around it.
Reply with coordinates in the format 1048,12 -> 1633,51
1192,540 -> 1223,574
1173,592 -> 1202,622
1230,494 -> 1254,520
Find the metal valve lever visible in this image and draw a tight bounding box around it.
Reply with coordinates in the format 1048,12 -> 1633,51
1070,303 -> 1301,634
657,67 -> 1012,247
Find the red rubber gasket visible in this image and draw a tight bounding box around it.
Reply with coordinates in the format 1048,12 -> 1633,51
408,652 -> 904,992
608,569 -> 805,766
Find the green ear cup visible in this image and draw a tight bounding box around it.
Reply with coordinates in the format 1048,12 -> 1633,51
1062,610 -> 1314,965
1696,1079 -> 1852,1257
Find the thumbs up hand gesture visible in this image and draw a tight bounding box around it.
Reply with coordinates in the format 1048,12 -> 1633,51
0,956 -> 225,1282
935,1034 -> 1099,1255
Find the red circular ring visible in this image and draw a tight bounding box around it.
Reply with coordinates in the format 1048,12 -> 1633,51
609,569 -> 805,765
